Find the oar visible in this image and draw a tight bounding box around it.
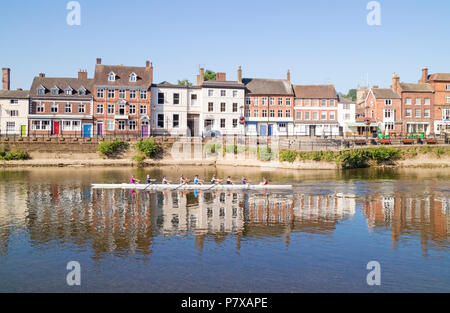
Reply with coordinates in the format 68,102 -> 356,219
171,182 -> 186,192
142,179 -> 157,192
205,182 -> 220,192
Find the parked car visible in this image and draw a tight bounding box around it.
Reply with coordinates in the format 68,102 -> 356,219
203,130 -> 222,138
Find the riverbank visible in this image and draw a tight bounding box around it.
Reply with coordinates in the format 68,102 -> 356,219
2,150 -> 450,169
2,141 -> 450,169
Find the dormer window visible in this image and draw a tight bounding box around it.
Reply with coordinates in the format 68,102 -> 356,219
65,87 -> 73,96
78,87 -> 86,96
51,86 -> 59,95
108,72 -> 116,81
129,73 -> 137,82
37,87 -> 45,95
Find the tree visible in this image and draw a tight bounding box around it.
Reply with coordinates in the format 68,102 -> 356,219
177,79 -> 192,87
204,70 -> 216,81
347,89 -> 357,101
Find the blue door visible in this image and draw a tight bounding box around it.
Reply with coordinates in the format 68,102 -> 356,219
259,125 -> 267,136
83,124 -> 92,138
268,124 -> 273,137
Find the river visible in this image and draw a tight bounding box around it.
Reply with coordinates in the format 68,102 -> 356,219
0,167 -> 449,292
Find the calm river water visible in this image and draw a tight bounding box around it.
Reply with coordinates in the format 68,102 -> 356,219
0,166 -> 449,292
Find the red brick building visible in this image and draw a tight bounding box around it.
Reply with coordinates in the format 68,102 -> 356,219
365,84 -> 402,135
93,58 -> 153,137
419,67 -> 450,134
29,71 -> 94,137
391,73 -> 434,135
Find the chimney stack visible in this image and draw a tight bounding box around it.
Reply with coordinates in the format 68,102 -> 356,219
39,73 -> 45,78
237,66 -> 242,83
96,58 -> 102,65
216,72 -> 226,81
2,68 -> 10,90
146,60 -> 150,68
197,68 -> 205,86
421,67 -> 429,83
78,70 -> 88,80
149,62 -> 154,84
287,69 -> 291,82
392,73 -> 400,92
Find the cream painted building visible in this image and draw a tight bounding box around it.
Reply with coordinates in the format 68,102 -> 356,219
0,89 -> 30,136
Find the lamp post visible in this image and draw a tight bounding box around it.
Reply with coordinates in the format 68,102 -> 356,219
364,118 -> 371,141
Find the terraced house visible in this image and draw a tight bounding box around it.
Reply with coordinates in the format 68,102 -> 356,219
419,68 -> 450,135
93,58 -> 153,137
364,84 -> 402,135
243,70 -> 294,136
151,81 -> 202,136
293,85 -> 339,136
391,72 -> 434,135
0,68 -> 30,136
29,71 -> 94,137
199,67 -> 245,136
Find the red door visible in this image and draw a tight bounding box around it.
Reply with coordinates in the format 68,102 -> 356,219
53,121 -> 60,135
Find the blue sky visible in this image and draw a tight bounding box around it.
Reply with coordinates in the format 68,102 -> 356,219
1,0 -> 449,93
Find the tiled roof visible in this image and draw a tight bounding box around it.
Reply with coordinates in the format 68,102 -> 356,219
0,89 -> 29,99
94,64 -> 152,87
293,85 -> 337,99
399,83 -> 434,93
428,73 -> 450,81
242,78 -> 293,95
29,77 -> 94,98
339,96 -> 354,104
372,88 -> 401,99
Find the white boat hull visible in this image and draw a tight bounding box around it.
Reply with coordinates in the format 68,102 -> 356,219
91,184 -> 293,191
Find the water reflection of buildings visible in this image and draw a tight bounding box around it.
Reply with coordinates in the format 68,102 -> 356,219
363,194 -> 450,253
17,184 -> 449,259
0,183 -> 27,256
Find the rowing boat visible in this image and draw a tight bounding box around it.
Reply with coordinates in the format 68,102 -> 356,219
91,183 -> 293,191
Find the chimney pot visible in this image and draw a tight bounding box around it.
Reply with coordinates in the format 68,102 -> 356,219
146,60 -> 150,67
39,73 -> 45,78
96,58 -> 102,65
2,68 -> 10,91
287,70 -> 291,82
78,70 -> 88,80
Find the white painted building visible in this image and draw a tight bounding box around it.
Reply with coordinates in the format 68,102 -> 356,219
0,89 -> 30,136
337,96 -> 356,136
200,75 -> 246,137
151,82 -> 202,136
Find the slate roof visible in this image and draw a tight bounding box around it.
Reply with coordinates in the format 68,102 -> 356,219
242,78 -> 293,96
0,89 -> 30,99
94,64 -> 152,87
372,88 -> 401,99
428,73 -> 450,81
29,76 -> 94,98
201,80 -> 245,89
293,85 -> 337,99
399,83 -> 434,93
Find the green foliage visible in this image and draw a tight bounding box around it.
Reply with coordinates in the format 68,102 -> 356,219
367,146 -> 401,163
98,140 -> 129,157
338,149 -> 370,169
132,154 -> 146,167
177,79 -> 192,87
0,149 -> 30,161
257,146 -> 273,161
135,138 -> 160,158
205,142 -> 222,154
279,150 -> 298,163
433,147 -> 446,158
204,70 -> 216,81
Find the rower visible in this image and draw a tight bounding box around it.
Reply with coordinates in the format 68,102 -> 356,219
210,175 -> 222,185
180,175 -> 187,185
130,175 -> 140,184
226,176 -> 233,185
259,177 -> 269,186
146,175 -> 156,184
194,175 -> 204,185
162,176 -> 170,184
241,177 -> 249,185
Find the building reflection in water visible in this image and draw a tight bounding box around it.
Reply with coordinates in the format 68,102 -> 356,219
0,183 -> 444,260
363,193 -> 450,254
